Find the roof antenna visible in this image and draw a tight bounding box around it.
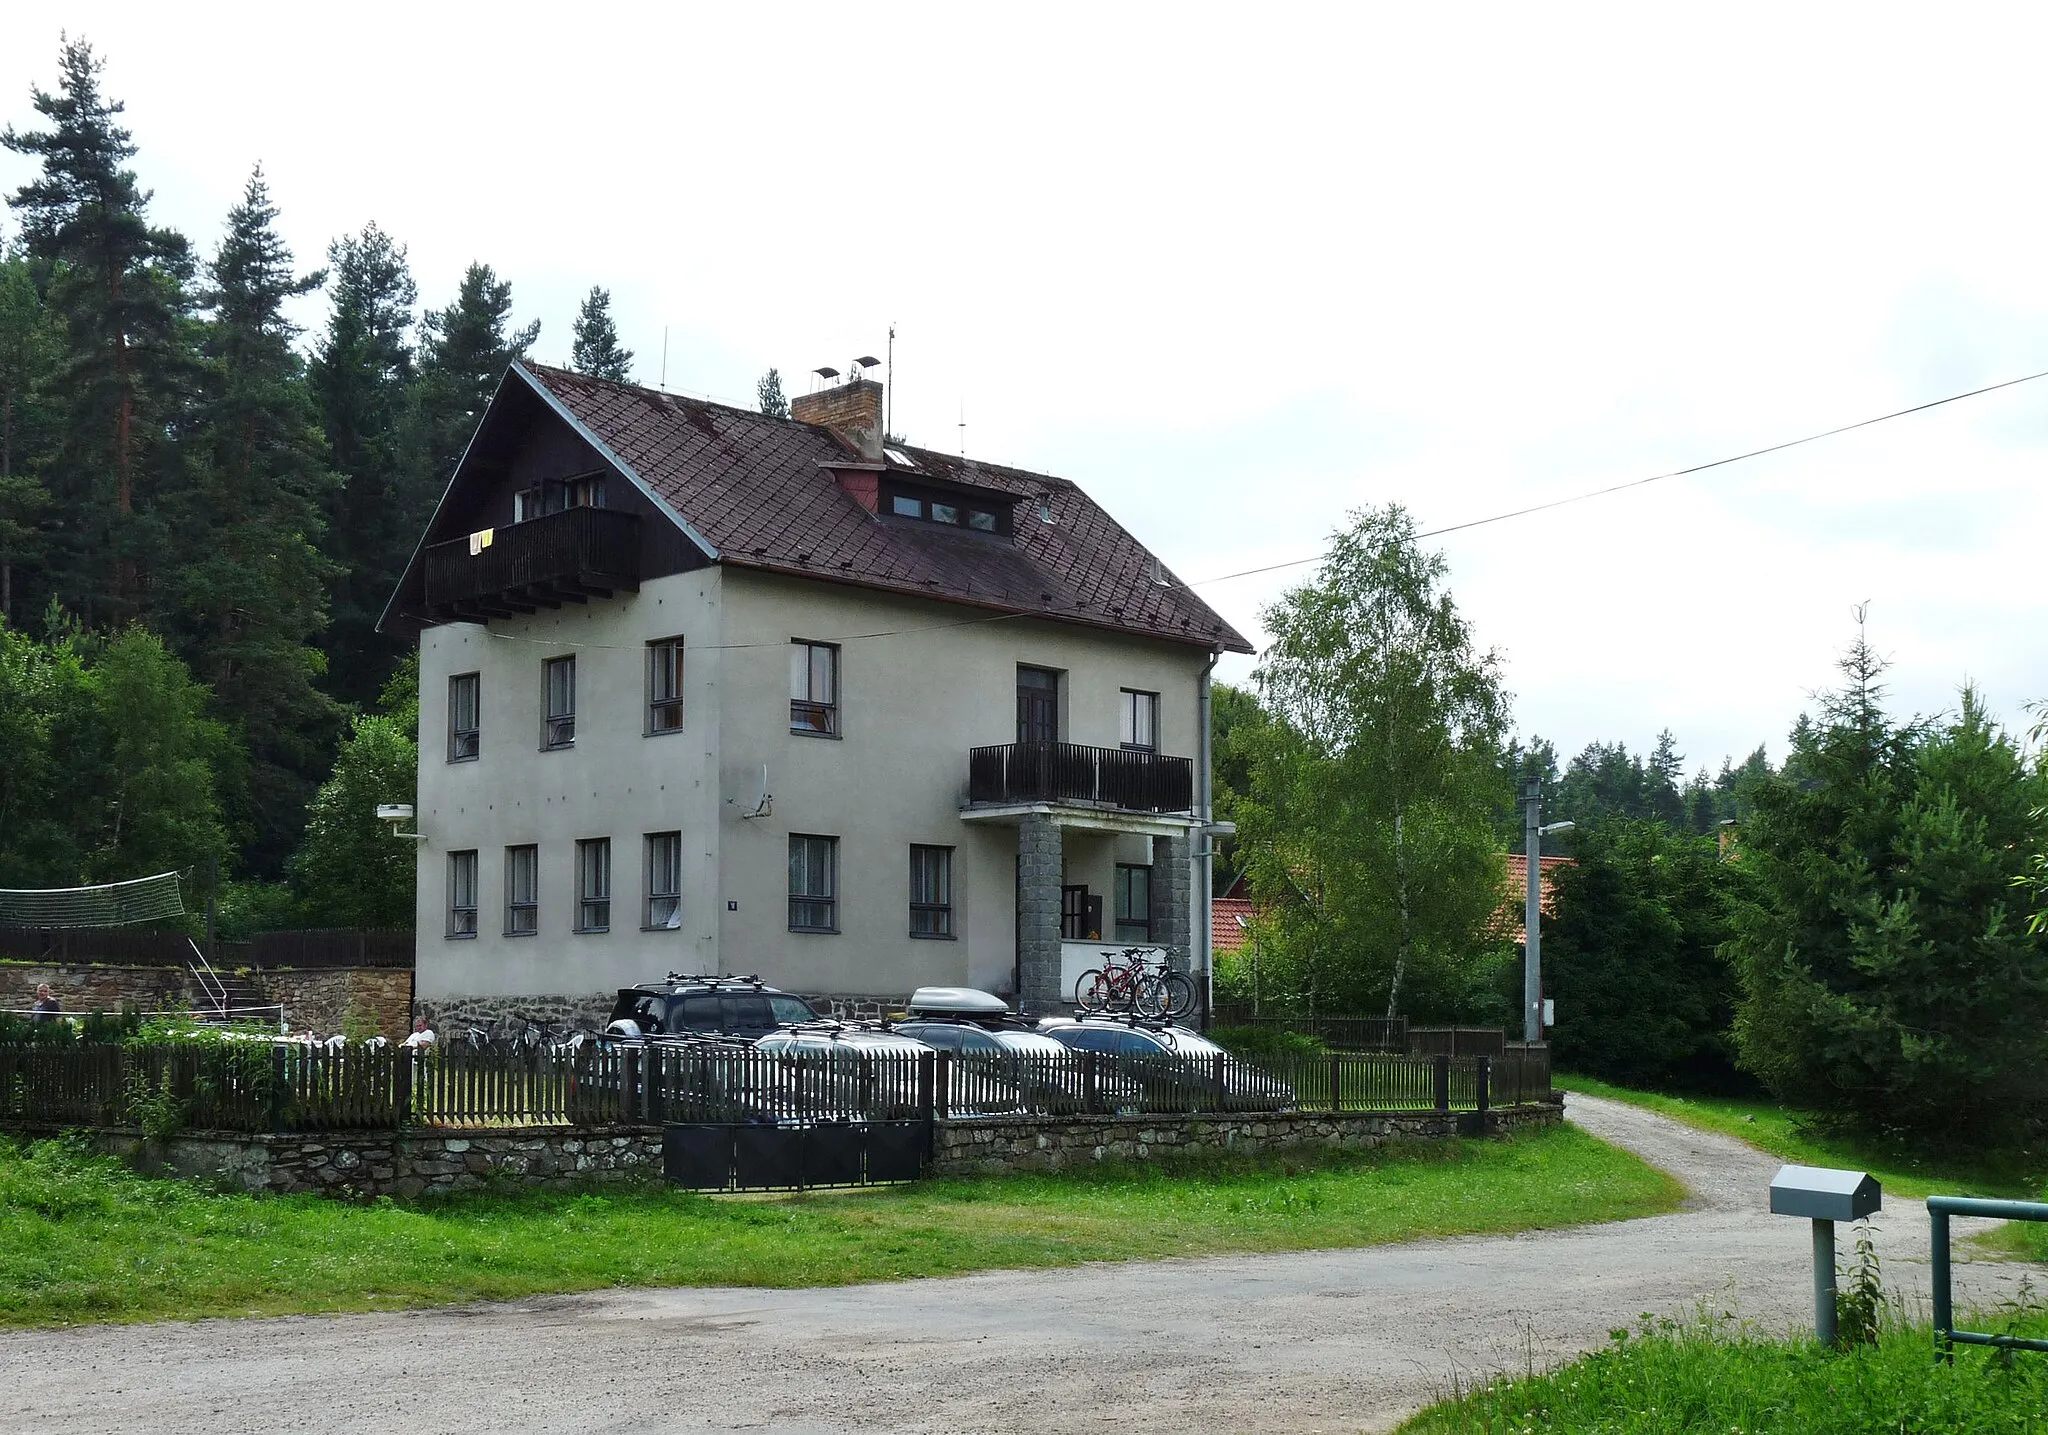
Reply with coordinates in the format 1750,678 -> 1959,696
886,322 -> 895,442
958,399 -> 966,457
660,327 -> 669,392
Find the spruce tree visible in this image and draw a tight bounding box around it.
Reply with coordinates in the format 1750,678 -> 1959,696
3,38 -> 196,622
757,367 -> 789,418
0,247 -> 58,624
409,261 -> 538,489
171,167 -> 341,874
569,285 -> 632,381
308,223 -> 419,709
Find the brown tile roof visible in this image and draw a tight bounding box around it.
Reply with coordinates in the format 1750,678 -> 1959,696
1496,854 -> 1574,945
523,364 -> 1252,653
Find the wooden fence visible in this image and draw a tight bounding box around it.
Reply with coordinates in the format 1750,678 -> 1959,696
0,926 -> 413,970
0,1041 -> 1550,1134
1208,1010 -> 1410,1051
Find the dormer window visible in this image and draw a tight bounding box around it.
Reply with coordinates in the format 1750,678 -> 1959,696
514,472 -> 607,522
882,480 -> 1009,535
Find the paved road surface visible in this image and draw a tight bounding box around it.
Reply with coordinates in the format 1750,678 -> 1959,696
0,1095 -> 2033,1434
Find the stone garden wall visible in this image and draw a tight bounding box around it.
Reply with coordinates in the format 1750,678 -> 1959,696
0,962 -> 413,1038
86,1125 -> 665,1199
929,1101 -> 1562,1176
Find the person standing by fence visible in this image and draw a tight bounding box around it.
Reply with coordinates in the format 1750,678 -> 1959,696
29,985 -> 60,1023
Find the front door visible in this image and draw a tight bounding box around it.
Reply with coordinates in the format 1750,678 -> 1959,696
1017,666 -> 1060,745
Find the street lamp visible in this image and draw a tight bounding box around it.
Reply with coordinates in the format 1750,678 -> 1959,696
1521,774 -> 1572,1044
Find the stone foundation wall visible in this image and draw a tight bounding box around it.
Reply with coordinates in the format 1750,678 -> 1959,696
929,1101 -> 1561,1176
84,1125 -> 664,1199
416,989 -> 915,1034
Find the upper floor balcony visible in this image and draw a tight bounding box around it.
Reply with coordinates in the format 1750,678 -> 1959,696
967,741 -> 1195,815
422,507 -> 641,622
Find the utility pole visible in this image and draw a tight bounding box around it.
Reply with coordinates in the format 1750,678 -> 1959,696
1522,774 -> 1571,1044
1523,775 -> 1542,1044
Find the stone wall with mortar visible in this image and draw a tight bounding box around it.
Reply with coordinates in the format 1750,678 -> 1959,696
85,1125 -> 664,1199
0,962 -> 191,1016
0,962 -> 413,1039
929,1101 -> 1561,1177
416,989 -> 913,1035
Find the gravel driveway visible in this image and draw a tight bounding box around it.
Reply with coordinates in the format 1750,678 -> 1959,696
0,1094 -> 2034,1434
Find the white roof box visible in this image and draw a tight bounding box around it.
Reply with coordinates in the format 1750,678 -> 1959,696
905,986 -> 1011,1017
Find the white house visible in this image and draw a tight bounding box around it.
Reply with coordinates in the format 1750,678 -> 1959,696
381,363 -> 1251,1026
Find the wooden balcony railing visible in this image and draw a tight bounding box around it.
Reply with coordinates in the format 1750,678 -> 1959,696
423,506 -> 641,620
968,741 -> 1195,814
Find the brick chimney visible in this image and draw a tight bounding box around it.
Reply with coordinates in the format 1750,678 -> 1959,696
792,378 -> 884,461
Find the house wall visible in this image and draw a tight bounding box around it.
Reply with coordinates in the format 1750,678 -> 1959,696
414,563 -> 1210,1008
710,568 -> 1208,1001
414,570 -> 726,1005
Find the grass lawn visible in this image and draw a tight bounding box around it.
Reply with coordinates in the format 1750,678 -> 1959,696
0,1122 -> 1680,1326
1555,1073 -> 2045,1201
1399,1312 -> 2048,1434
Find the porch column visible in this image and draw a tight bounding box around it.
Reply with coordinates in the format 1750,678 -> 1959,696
1017,811 -> 1065,1014
1155,831 -> 1194,974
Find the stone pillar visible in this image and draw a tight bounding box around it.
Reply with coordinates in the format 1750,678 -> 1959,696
1155,831 -> 1194,974
1017,812 -> 1065,1014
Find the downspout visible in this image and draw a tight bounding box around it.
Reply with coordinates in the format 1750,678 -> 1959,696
1197,647 -> 1220,1030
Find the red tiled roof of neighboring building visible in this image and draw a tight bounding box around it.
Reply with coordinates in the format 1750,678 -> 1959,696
1498,854 -> 1573,944
522,364 -> 1253,654
1212,896 -> 1256,956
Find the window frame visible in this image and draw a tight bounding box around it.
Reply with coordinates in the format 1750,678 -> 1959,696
446,850 -> 479,939
789,640 -> 840,738
1114,863 -> 1152,942
575,837 -> 611,933
542,655 -> 576,750
644,831 -> 682,930
447,672 -> 480,762
646,636 -> 685,736
504,844 -> 538,936
1119,688 -> 1160,752
787,834 -> 839,933
909,844 -> 954,940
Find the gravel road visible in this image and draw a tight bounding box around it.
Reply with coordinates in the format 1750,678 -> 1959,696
0,1094 -> 2034,1434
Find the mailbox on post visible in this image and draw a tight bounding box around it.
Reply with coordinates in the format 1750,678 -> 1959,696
1769,1164 -> 1881,1346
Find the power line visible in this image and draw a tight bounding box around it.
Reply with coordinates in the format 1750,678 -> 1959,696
1185,365 -> 2048,588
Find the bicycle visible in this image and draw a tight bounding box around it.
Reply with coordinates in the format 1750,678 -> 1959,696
1074,948 -> 1195,1019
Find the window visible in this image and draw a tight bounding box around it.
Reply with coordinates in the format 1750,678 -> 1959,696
1115,864 -> 1152,942
910,845 -> 953,938
646,637 -> 684,734
881,482 -> 1009,534
504,845 -> 538,936
1119,689 -> 1159,751
644,831 -> 681,929
575,838 -> 611,932
788,834 -> 838,931
446,851 -> 478,938
790,640 -> 839,735
448,673 -> 480,761
543,656 -> 575,748
515,472 -> 607,521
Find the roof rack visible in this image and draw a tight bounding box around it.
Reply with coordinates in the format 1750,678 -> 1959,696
1067,1010 -> 1176,1032
659,972 -> 769,990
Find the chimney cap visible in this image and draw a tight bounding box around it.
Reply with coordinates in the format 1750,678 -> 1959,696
853,355 -> 881,370
813,366 -> 840,381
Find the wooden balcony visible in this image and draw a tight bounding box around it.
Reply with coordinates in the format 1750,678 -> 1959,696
967,741 -> 1195,814
422,507 -> 641,621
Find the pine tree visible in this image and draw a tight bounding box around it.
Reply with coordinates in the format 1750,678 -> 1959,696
757,367 -> 789,418
409,262 -> 538,489
3,38 -> 196,622
569,285 -> 632,381
308,222 -> 419,709
170,167 -> 341,874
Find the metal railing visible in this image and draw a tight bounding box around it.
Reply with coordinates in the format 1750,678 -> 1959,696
967,741 -> 1195,813
1209,1011 -> 1410,1051
1930,1195 -> 2048,1361
423,505 -> 641,615
0,1042 -> 1552,1133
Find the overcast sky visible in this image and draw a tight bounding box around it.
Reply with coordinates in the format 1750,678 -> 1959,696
6,4 -> 2045,778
